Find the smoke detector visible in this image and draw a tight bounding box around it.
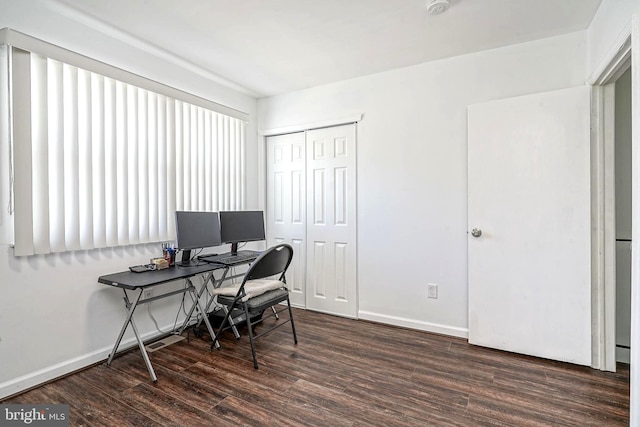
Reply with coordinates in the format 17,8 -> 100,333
427,0 -> 450,15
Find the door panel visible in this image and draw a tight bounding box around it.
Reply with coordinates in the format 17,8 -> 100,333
266,132 -> 306,307
306,124 -> 357,317
468,86 -> 591,365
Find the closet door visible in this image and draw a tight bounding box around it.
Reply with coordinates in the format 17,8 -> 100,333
266,132 -> 307,307
306,124 -> 357,318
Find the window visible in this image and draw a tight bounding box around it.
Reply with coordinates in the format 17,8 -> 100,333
2,35 -> 247,256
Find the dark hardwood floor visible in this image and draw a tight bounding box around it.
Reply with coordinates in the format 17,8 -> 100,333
2,308 -> 630,426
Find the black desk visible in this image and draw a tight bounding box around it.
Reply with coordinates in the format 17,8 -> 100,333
98,252 -> 260,382
98,263 -> 225,382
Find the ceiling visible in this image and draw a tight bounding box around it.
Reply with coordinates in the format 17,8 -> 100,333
53,0 -> 602,98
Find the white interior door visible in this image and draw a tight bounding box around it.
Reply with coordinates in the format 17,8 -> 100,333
306,124 -> 358,317
266,132 -> 307,307
468,86 -> 592,365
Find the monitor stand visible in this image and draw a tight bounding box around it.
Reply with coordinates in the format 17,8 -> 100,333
230,243 -> 239,256
177,249 -> 193,267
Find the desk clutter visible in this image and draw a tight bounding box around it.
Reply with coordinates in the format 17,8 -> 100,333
129,264 -> 156,273
150,257 -> 170,270
161,242 -> 176,266
129,245 -> 173,272
128,242 -> 176,272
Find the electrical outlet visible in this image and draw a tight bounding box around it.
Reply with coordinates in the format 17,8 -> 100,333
427,284 -> 438,299
144,288 -> 154,299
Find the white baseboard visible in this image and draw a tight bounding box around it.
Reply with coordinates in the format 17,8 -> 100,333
0,326 -> 176,400
0,346 -> 113,400
358,310 -> 468,339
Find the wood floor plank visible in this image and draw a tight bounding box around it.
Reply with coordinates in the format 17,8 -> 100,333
181,363 -> 355,427
122,382 -> 233,426
7,385 -> 96,427
210,395 -> 306,427
289,377 -> 428,427
345,375 -> 470,419
43,375 -> 161,427
119,362 -> 228,412
258,345 -> 357,390
1,308 -> 629,426
73,363 -> 142,394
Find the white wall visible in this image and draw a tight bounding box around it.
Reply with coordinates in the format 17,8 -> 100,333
0,0 -> 259,398
258,31 -> 588,337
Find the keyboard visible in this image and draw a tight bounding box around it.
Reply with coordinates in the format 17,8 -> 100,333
217,252 -> 257,265
201,251 -> 258,265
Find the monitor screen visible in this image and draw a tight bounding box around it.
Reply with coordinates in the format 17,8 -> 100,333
174,211 -> 222,251
219,210 -> 266,244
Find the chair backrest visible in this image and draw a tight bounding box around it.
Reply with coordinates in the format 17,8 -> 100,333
243,243 -> 293,283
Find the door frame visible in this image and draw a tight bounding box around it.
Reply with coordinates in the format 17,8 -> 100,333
590,13 -> 639,425
589,22 -> 631,372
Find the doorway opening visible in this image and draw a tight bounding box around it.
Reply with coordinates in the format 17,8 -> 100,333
613,66 -> 632,365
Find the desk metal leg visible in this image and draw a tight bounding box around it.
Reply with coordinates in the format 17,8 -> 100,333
191,286 -> 220,349
128,312 -> 157,382
106,290 -> 158,382
202,265 -> 240,339
194,268 -> 241,339
179,274 -> 212,331
200,268 -> 229,314
179,278 -> 221,349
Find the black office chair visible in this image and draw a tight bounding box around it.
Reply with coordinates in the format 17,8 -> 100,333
211,243 -> 298,368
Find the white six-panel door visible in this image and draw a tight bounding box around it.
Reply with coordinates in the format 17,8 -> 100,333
305,125 -> 357,317
266,132 -> 307,307
266,124 -> 357,318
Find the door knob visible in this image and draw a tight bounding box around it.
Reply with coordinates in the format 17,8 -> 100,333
471,228 -> 482,238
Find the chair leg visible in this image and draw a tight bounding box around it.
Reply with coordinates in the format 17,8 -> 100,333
211,307 -> 233,351
222,305 -> 241,339
271,305 -> 279,320
244,303 -> 260,369
287,298 -> 298,345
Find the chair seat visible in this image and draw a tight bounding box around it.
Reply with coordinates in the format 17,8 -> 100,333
218,287 -> 289,314
211,279 -> 285,301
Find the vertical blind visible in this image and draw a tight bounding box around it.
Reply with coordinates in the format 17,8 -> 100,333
9,48 -> 246,256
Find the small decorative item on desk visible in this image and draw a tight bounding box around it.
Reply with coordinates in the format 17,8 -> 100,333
151,257 -> 170,270
168,246 -> 175,266
162,242 -> 176,267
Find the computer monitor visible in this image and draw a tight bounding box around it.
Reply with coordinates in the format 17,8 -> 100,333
175,211 -> 222,265
219,210 -> 266,255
